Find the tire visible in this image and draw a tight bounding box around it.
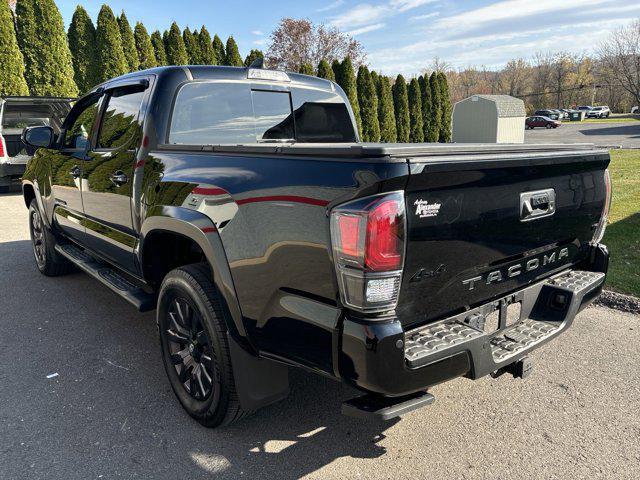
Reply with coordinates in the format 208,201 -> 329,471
158,263 -> 248,427
28,199 -> 74,276
546,123 -> 553,129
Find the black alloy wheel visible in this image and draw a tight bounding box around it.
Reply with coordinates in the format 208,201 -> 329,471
30,207 -> 47,269
163,295 -> 218,402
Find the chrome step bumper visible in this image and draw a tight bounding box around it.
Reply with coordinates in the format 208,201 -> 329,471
404,270 -> 605,373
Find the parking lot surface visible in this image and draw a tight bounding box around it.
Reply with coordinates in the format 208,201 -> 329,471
525,120 -> 640,148
1,192 -> 639,480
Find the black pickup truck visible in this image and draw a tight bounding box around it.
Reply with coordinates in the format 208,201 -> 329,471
21,66 -> 611,427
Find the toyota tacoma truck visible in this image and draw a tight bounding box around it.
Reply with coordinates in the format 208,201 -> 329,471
20,65 -> 611,427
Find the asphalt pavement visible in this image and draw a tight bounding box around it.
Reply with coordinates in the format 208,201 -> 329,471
1,192 -> 639,480
525,120 -> 640,148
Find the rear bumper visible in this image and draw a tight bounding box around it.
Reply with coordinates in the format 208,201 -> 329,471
339,243 -> 608,397
0,162 -> 26,181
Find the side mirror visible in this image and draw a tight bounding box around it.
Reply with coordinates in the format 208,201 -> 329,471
22,126 -> 54,149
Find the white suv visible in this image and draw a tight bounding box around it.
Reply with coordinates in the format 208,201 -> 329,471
586,106 -> 611,118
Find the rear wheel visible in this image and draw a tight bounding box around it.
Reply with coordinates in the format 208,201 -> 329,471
158,263 -> 248,427
28,200 -> 73,276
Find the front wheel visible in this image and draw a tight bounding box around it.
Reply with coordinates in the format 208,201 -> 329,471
158,263 -> 248,427
28,200 -> 73,276
546,123 -> 553,129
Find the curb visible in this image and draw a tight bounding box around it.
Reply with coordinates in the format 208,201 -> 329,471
593,290 -> 640,315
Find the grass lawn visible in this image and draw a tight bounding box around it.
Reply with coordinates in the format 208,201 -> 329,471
603,149 -> 640,297
562,116 -> 639,124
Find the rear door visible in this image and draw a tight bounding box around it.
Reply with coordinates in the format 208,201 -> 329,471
81,81 -> 148,273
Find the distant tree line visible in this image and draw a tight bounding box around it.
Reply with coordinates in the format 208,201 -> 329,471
0,2 -> 454,142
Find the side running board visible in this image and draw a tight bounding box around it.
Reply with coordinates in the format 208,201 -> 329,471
55,244 -> 156,312
342,391 -> 435,421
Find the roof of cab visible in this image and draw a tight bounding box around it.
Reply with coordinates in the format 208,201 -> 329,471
97,65 -> 336,92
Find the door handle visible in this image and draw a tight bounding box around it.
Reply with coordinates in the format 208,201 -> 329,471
69,165 -> 81,178
109,170 -> 129,187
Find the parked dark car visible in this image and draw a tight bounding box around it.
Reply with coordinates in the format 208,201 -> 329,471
526,116 -> 561,129
0,96 -> 73,191
21,66 -> 611,427
533,109 -> 560,120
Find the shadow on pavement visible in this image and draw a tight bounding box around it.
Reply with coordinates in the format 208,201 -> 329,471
579,124 -> 640,138
0,238 -> 399,479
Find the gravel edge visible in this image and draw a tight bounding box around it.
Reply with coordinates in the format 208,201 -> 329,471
594,290 -> 640,314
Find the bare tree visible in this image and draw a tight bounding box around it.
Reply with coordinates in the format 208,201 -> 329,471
500,59 -> 529,97
266,18 -> 365,71
598,19 -> 640,107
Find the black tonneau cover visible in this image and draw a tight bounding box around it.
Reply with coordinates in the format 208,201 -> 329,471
160,142 -> 602,160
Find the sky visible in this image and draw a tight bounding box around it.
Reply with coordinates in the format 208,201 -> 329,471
56,0 -> 640,76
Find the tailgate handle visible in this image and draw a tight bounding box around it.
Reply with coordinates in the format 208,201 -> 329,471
520,189 -> 556,221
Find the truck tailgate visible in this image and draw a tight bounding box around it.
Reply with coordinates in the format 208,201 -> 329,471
397,148 -> 610,327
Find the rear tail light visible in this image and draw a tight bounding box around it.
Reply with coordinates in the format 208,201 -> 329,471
592,168 -> 612,244
330,192 -> 405,313
0,135 -> 6,158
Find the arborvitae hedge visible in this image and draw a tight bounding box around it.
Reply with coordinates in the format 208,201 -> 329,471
134,22 -> 156,70
198,27 -> 217,65
67,5 -> 97,94
243,49 -> 263,67
438,72 -> 452,142
17,0 -> 78,96
357,65 -> 380,142
95,5 -> 127,83
298,63 -> 314,75
429,72 -> 442,143
408,78 -> 424,142
224,36 -> 243,66
419,75 -> 437,142
165,22 -> 188,65
118,12 -> 138,72
317,59 -> 335,81
212,34 -> 225,64
331,59 -> 341,84
150,30 -> 166,66
392,75 -> 410,143
337,57 -> 361,138
183,27 -> 200,64
0,0 -> 29,96
377,75 -> 397,142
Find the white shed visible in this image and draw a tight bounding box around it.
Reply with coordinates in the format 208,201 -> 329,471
452,94 -> 526,144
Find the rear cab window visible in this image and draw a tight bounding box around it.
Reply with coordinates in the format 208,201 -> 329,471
168,81 -> 356,145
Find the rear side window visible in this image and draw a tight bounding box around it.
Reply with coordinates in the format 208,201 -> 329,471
168,81 -> 357,145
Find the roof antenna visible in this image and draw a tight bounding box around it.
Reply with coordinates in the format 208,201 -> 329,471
249,56 -> 264,69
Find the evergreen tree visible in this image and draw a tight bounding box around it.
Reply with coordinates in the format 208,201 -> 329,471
408,78 -> 423,143
134,22 -> 156,70
224,36 -> 242,66
316,59 -> 335,81
438,72 -> 452,142
357,65 -> 380,142
183,27 -> 200,64
419,75 -> 437,142
212,34 -> 225,64
16,0 -> 78,96
392,75 -> 410,143
243,49 -> 263,67
376,75 -> 396,142
298,63 -> 314,75
331,59 -> 341,84
0,0 -> 29,96
150,30 -> 167,66
164,22 -> 188,65
336,57 -> 361,137
198,26 -> 216,65
117,12 -> 138,72
67,5 -> 97,94
429,72 -> 442,143
95,5 -> 127,83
